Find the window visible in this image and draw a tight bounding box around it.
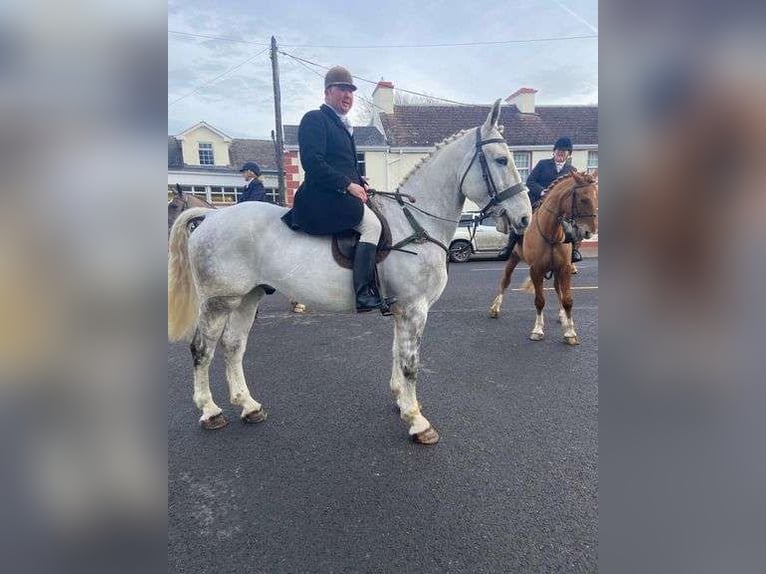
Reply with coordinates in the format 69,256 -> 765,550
587,151 -> 598,174
211,186 -> 238,204
266,187 -> 281,205
198,142 -> 214,165
513,151 -> 531,180
356,152 -> 366,177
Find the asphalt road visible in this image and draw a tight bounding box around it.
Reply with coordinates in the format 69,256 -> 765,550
168,259 -> 598,573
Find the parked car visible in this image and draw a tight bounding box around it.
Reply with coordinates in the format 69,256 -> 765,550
449,212 -> 510,262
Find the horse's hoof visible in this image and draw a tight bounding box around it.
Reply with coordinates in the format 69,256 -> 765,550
564,336 -> 580,346
529,332 -> 544,341
291,303 -> 306,314
201,413 -> 228,430
489,308 -> 499,318
411,426 -> 440,445
242,408 -> 267,424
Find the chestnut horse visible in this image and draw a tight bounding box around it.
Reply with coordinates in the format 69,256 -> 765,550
489,171 -> 598,344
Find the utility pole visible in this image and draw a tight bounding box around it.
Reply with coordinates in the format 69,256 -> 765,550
270,36 -> 286,204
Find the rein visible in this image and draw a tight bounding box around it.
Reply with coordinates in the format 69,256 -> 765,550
368,189 -> 452,256
370,127 -> 526,258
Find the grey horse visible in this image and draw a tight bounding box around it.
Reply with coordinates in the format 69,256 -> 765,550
168,100 -> 531,444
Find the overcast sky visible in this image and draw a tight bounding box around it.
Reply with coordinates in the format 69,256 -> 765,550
168,0 -> 597,139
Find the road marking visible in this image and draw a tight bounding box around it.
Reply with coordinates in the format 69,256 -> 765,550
511,286 -> 598,291
469,265 -> 597,271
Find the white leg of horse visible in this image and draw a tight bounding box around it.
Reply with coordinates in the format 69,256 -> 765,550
556,272 -> 579,345
392,301 -> 439,444
562,312 -> 578,343
489,293 -> 504,318
389,322 -> 404,400
190,296 -> 241,429
490,252 -> 520,318
530,311 -> 545,341
529,269 -> 546,341
220,288 -> 267,423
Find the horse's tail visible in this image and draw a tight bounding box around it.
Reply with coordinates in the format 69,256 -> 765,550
521,276 -> 535,293
168,207 -> 213,342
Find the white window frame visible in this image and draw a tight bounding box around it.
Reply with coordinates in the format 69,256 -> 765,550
513,151 -> 531,181
198,142 -> 214,166
587,150 -> 598,174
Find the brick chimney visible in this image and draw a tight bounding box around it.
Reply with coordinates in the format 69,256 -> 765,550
505,87 -> 538,114
372,80 -> 395,114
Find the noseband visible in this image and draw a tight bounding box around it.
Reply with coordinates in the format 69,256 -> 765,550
459,128 -> 527,219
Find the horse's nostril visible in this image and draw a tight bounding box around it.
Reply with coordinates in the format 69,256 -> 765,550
520,216 -> 529,228
584,231 -> 592,239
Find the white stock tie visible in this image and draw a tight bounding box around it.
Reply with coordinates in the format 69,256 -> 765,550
341,115 -> 353,135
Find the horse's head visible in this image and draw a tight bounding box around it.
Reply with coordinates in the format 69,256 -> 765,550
551,171 -> 599,241
459,99 -> 532,235
168,191 -> 186,233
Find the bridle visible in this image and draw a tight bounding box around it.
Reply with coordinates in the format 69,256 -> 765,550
459,127 -> 527,220
538,182 -> 597,246
372,127 -> 527,259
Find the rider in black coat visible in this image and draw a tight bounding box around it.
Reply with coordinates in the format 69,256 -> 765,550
287,103 -> 365,234
498,137 -> 582,263
282,66 -> 394,313
237,161 -> 270,203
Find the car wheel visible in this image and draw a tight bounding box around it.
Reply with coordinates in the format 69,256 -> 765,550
449,240 -> 472,263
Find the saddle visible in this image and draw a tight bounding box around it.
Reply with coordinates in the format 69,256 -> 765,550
281,201 -> 393,270
331,201 -> 393,269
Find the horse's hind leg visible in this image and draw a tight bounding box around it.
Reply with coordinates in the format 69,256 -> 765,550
529,267 -> 547,341
390,301 -> 438,444
220,288 -> 268,422
489,251 -> 521,318
191,296 -> 242,429
555,269 -> 579,345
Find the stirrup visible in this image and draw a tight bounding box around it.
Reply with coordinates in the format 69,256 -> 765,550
379,296 -> 397,316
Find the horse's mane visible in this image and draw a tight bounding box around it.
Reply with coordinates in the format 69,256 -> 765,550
398,128 -> 471,188
544,170 -> 597,195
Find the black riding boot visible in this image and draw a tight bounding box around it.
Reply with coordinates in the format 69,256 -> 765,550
571,241 -> 583,263
353,242 -> 384,312
498,233 -> 519,261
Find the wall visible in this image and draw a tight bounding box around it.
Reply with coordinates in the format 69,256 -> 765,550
180,125 -> 230,167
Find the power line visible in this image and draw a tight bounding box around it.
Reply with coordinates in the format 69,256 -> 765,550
168,47 -> 269,107
279,51 -> 470,106
169,30 -> 597,49
282,34 -> 597,48
281,52 -> 388,115
169,31 -> 268,46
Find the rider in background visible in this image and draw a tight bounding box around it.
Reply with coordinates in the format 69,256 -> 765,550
237,162 -> 270,203
498,137 -> 582,264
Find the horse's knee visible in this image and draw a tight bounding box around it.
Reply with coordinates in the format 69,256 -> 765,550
220,334 -> 246,360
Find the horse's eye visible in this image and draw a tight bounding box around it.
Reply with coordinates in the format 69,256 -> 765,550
496,157 -> 508,166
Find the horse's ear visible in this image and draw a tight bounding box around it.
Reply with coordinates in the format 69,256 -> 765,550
483,99 -> 503,132
591,169 -> 598,181
174,184 -> 184,198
